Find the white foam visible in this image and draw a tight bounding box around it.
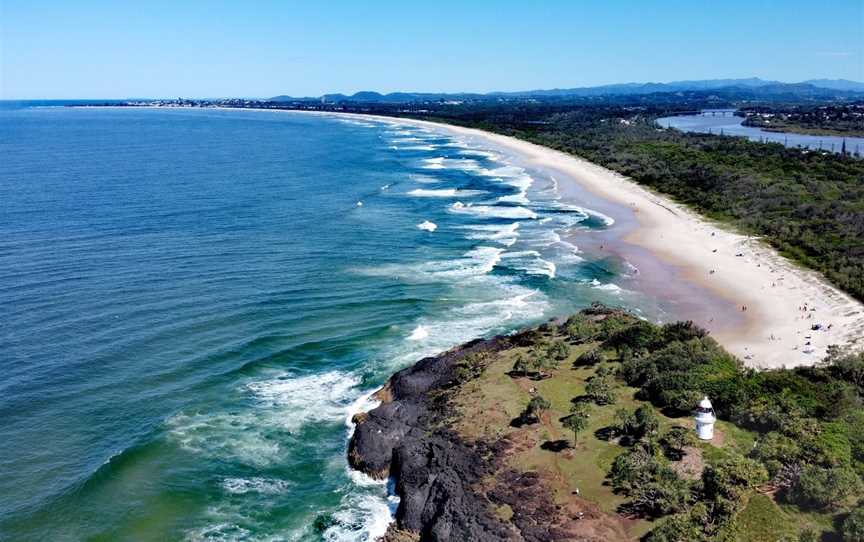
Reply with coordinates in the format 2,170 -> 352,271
222,477 -> 291,495
167,371 -> 361,466
590,279 -> 624,293
497,191 -> 529,204
462,223 -> 520,246
335,119 -> 378,128
448,202 -> 537,220
395,144 -> 439,151
416,220 -> 437,232
409,174 -> 439,184
432,246 -> 504,278
544,202 -> 615,226
420,157 -> 483,173
356,246 -> 504,281
408,325 -> 429,341
407,188 -> 487,198
500,251 -> 557,279
323,493 -> 393,542
393,282 -> 548,369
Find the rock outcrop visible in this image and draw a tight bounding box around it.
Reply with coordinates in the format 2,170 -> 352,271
348,336 -> 519,541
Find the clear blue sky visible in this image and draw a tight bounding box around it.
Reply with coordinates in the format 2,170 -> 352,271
1,0 -> 862,99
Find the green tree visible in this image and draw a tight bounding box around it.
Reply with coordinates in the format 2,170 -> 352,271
511,355 -> 530,377
629,470 -> 693,517
788,465 -> 863,510
524,395 -> 551,423
610,440 -> 663,493
565,314 -> 597,342
660,426 -> 695,461
842,506 -> 864,542
585,374 -> 616,405
575,348 -> 603,367
703,454 -> 769,502
613,405 -> 660,441
547,341 -> 570,361
750,431 -> 802,477
646,509 -> 707,542
529,349 -> 558,378
562,404 -> 591,446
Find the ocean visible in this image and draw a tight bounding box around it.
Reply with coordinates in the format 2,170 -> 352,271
0,105 -> 657,540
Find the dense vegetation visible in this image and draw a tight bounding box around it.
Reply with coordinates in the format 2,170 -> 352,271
539,306 -> 864,541
160,95 -> 864,301
429,106 -> 864,302
267,98 -> 864,302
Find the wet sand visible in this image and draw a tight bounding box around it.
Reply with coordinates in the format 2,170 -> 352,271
250,108 -> 864,368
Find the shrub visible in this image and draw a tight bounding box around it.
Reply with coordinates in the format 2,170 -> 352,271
702,454 -> 769,502
564,314 -> 597,342
661,320 -> 708,343
511,355 -> 530,377
842,506 -> 864,542
453,352 -> 488,383
605,319 -> 662,353
546,341 -> 570,361
529,348 -> 559,376
610,440 -> 663,493
614,405 -> 660,441
750,432 -> 802,477
788,465 -> 863,510
629,470 -> 693,517
596,313 -> 635,341
660,426 -> 695,460
829,352 -> 864,393
524,395 -> 551,423
575,348 -> 603,367
585,374 -> 617,405
646,509 -> 708,542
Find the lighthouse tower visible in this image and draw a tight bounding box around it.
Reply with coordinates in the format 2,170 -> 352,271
694,396 -> 716,441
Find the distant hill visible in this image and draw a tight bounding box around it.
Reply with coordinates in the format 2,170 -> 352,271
269,78 -> 864,104
803,79 -> 864,92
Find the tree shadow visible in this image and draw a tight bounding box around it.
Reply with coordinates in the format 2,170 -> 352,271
541,439 -> 571,452
569,395 -> 592,407
594,426 -> 617,441
510,414 -> 538,428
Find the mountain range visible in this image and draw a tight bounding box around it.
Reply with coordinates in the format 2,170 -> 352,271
269,78 -> 864,103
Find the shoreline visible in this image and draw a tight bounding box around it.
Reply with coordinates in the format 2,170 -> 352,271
307,109 -> 864,368
122,106 -> 864,367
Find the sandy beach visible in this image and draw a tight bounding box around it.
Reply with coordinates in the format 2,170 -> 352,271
321,111 -> 864,369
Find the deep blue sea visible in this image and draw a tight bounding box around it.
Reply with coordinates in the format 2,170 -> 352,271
0,105 -> 653,540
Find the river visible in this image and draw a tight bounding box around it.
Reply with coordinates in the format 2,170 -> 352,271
657,109 -> 864,156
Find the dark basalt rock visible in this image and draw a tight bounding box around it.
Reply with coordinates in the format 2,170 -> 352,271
348,335 -> 519,541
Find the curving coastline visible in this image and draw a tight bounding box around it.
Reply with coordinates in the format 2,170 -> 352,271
306,110 -> 864,369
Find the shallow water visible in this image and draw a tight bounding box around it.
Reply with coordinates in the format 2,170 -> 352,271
658,109 -> 864,155
1,106 -> 666,540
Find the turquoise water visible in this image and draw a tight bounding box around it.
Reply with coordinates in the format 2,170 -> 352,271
0,106 -> 651,540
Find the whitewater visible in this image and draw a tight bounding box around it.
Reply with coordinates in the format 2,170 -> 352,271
0,105 -> 657,541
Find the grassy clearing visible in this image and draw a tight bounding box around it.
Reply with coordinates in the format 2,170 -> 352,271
737,494 -> 798,542
452,328 -> 746,539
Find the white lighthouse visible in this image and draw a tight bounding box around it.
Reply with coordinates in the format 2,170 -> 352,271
694,396 -> 716,440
